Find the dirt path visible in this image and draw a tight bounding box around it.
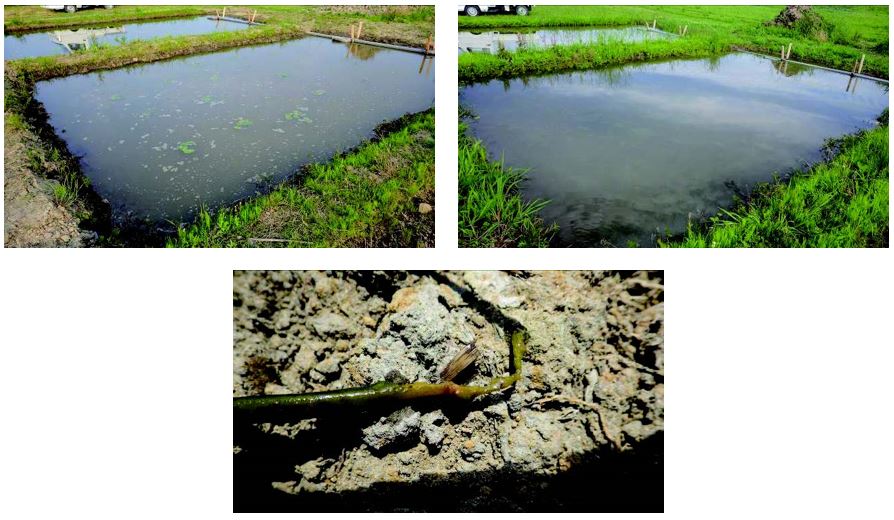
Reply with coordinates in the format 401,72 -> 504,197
3,119 -> 83,247
234,271 -> 664,512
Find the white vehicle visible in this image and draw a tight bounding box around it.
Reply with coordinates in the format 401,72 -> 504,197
42,5 -> 114,14
458,5 -> 490,17
458,5 -> 533,17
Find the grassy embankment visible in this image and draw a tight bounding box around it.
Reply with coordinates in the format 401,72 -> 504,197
663,113 -> 889,248
458,120 -> 555,247
167,110 -> 434,248
458,5 -> 888,247
459,5 -> 888,79
3,5 -> 435,247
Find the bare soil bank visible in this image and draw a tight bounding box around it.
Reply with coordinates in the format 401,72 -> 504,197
234,270 -> 664,512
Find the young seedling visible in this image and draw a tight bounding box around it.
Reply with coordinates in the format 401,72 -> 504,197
234,331 -> 526,415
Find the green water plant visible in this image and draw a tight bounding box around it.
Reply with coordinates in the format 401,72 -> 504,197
284,108 -> 312,124
233,117 -> 253,130
234,330 -> 526,415
177,140 -> 197,155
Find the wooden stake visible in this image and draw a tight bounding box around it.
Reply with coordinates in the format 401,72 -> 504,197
357,21 -> 363,40
786,43 -> 792,60
781,45 -> 785,60
251,10 -> 257,24
424,34 -> 432,55
683,25 -> 688,36
858,54 -> 865,74
653,19 -> 657,29
852,59 -> 859,74
350,24 -> 355,41
222,7 -> 227,19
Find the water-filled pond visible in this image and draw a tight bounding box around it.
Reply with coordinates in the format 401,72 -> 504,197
458,26 -> 672,53
4,16 -> 248,60
36,36 -> 435,226
461,52 -> 889,246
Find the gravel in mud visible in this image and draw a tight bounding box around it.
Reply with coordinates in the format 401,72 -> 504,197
234,270 -> 664,512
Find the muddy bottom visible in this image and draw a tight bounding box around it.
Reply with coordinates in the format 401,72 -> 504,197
233,271 -> 664,512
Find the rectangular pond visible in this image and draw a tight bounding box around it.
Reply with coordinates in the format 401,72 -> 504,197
4,16 -> 248,60
460,52 -> 889,246
35,36 -> 435,227
458,26 -> 672,54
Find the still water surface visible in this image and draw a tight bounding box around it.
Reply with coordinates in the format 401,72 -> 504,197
36,37 -> 435,225
4,16 -> 248,60
458,26 -> 672,53
461,53 -> 889,246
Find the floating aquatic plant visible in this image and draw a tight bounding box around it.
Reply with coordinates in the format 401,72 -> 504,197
110,94 -> 122,101
234,117 -> 254,130
178,141 -> 197,155
313,89 -> 326,96
284,108 -> 313,124
200,95 -> 213,103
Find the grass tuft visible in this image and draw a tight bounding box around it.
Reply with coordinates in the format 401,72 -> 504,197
662,117 -> 889,248
458,122 -> 555,248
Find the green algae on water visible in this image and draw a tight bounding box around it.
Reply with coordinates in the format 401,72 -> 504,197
233,117 -> 254,130
178,140 -> 197,154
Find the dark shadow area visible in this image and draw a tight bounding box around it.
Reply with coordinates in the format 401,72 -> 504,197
235,424 -> 663,512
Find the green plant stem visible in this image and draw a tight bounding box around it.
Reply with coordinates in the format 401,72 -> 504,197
234,331 -> 526,414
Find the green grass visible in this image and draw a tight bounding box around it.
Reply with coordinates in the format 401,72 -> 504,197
459,34 -> 728,82
459,5 -> 888,80
6,110 -> 91,215
458,122 -> 555,248
166,111 -> 435,248
51,177 -> 82,208
663,114 -> 889,248
3,5 -> 206,31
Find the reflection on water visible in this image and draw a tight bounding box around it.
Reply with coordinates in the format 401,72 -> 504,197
458,26 -> 672,54
345,42 -> 381,60
461,53 -> 889,247
4,16 -> 248,60
36,37 -> 435,226
51,27 -> 125,53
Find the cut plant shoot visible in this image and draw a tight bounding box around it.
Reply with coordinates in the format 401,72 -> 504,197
234,331 -> 526,417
